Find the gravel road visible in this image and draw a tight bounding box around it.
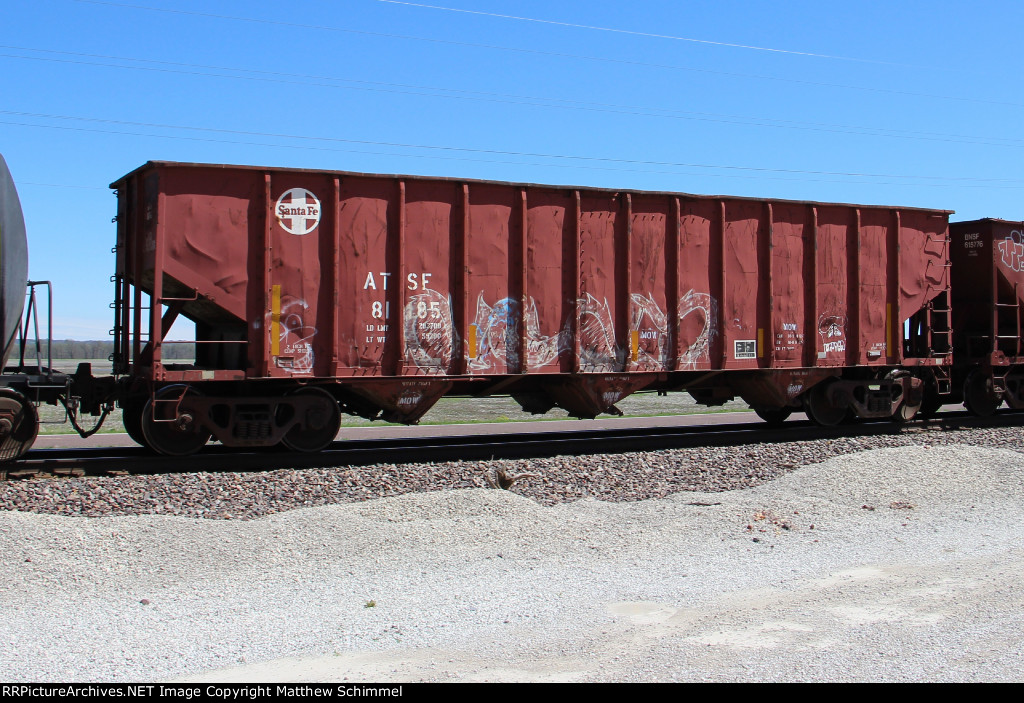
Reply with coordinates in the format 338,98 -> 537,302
1,433 -> 1023,682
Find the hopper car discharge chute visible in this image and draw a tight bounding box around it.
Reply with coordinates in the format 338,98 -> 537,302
107,161 -> 958,457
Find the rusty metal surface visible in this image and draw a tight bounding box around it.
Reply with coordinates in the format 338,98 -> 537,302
111,162 -> 953,420
950,219 -> 1024,366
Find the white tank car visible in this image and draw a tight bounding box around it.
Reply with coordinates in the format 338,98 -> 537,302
0,154 -> 36,462
0,154 -> 28,369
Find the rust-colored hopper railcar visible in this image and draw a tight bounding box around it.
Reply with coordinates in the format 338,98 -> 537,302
950,218 -> 1024,414
111,162 -> 953,454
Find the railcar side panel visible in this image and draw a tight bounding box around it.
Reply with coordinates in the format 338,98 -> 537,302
576,193 -> 621,373
338,177 -> 391,375
402,180 -> 457,376
721,200 -> 763,371
466,183 -> 515,376
109,161 -> 953,434
769,203 -> 809,367
525,188 -> 572,375
814,206 -> 852,367
629,195 -> 670,372
900,210 -> 951,354
268,171 -> 334,379
677,200 -> 716,371
856,210 -> 890,365
157,169 -> 254,324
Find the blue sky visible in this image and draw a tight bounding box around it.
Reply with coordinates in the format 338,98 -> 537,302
3,0 -> 1023,339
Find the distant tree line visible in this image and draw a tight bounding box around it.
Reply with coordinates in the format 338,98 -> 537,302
23,340 -> 195,360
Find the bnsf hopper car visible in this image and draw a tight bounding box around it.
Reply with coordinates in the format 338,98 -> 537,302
949,218 -> 1024,414
2,157 -> 1020,461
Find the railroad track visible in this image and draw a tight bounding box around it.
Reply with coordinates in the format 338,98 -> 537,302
3,409 -> 1021,480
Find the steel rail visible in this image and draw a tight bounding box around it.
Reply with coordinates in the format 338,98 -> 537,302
3,409 -> 1020,480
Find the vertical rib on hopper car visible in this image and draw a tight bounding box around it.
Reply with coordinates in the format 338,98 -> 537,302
110,162 -> 953,455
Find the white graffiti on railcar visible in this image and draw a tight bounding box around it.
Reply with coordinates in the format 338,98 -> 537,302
817,313 -> 848,355
630,294 -> 669,368
468,294 -> 560,372
570,294 -> 619,371
677,290 -> 717,370
464,290 -> 718,373
277,298 -> 316,374
404,288 -> 456,373
998,230 -> 1024,272
569,290 -> 717,371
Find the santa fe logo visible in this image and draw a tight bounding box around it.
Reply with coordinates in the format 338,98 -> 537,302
276,188 -> 321,235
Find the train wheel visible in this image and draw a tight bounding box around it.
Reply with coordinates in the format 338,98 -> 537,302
963,371 -> 999,417
0,389 -> 38,462
803,381 -> 847,427
140,386 -> 211,456
918,378 -> 943,418
753,407 -> 792,426
120,398 -> 147,447
1004,370 -> 1024,410
888,371 -> 921,422
281,387 -> 341,453
895,397 -> 922,422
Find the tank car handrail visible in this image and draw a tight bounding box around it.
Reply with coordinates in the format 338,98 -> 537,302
17,281 -> 54,381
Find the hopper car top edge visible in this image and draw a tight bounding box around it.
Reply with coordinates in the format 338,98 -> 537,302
110,160 -> 955,216
0,155 -> 1020,462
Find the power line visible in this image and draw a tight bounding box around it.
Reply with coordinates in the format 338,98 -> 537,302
2,110 -> 1020,185
375,0 -> 901,66
5,119 -> 1017,190
20,181 -> 107,190
3,46 -> 1022,151
66,0 -> 1022,109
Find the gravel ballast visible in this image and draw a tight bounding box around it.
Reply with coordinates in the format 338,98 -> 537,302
2,429 -> 1024,682
3,425 -> 1024,518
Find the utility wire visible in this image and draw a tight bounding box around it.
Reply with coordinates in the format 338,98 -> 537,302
375,0 -> 901,66
66,0 -> 1023,109
6,119 -> 1017,190
20,181 -> 107,190
2,46 -> 1022,150
2,110 -> 1020,185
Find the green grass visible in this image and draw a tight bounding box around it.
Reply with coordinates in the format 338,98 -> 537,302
339,392 -> 749,428
29,358 -> 750,434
